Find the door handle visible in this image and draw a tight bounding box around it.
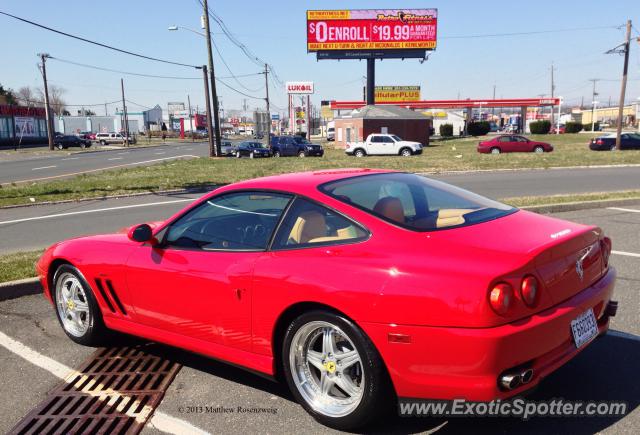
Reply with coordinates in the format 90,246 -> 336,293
234,288 -> 245,300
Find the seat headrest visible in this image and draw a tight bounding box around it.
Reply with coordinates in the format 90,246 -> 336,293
373,197 -> 405,223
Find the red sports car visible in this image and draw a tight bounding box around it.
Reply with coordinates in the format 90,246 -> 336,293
37,169 -> 617,430
478,135 -> 554,154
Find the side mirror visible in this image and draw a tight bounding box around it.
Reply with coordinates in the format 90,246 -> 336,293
128,224 -> 154,243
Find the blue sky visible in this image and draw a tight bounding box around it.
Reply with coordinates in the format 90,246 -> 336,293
1,0 -> 639,115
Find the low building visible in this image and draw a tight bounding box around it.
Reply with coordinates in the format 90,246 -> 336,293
0,104 -> 48,148
334,105 -> 431,147
574,104 -> 638,127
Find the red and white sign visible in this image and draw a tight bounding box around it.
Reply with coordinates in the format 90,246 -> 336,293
307,9 -> 437,51
286,82 -> 314,94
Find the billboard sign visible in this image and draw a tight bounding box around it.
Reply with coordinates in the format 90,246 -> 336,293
375,86 -> 421,102
307,9 -> 437,52
286,82 -> 314,94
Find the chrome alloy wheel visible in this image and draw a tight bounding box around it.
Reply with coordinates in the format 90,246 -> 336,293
55,272 -> 91,337
289,321 -> 364,417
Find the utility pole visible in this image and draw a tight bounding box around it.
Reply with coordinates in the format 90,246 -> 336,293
614,19 -> 632,151
589,79 -> 600,132
264,64 -> 270,135
187,94 -> 194,142
104,103 -> 108,116
38,53 -> 54,151
492,84 -> 496,115
120,78 -> 129,146
550,62 -> 555,126
201,65 -> 215,156
202,0 -> 222,157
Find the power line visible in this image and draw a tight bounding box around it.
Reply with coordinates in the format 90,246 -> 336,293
211,41 -> 264,93
0,10 -> 198,68
49,57 -> 201,80
216,77 -> 263,100
442,24 -> 620,40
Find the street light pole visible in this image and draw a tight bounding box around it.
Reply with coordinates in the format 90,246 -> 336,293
264,63 -> 270,134
202,0 -> 222,157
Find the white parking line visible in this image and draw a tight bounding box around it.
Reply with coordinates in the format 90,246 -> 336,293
3,155 -> 198,185
155,152 -> 166,155
31,165 -> 57,171
0,199 -> 194,226
107,157 -> 123,161
612,250 -> 640,258
117,152 -> 130,155
61,157 -> 79,161
0,330 -> 210,435
607,207 -> 640,213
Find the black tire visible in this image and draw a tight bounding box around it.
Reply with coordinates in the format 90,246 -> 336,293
274,150 -> 281,157
52,264 -> 108,346
298,150 -> 306,158
282,310 -> 392,431
250,151 -> 255,159
56,143 -> 64,150
236,151 -> 241,158
100,140 -> 107,146
399,147 -> 412,157
533,145 -> 544,153
490,147 -> 501,154
80,143 -> 87,149
610,144 -> 616,151
354,149 -> 366,158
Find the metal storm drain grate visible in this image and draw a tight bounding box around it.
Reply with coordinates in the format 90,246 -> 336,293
9,345 -> 181,435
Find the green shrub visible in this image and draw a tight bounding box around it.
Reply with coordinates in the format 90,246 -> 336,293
439,123 -> 454,137
582,122 -> 600,132
467,121 -> 491,136
529,120 -> 551,134
565,122 -> 583,133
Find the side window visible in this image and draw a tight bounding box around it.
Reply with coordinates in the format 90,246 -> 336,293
382,136 -> 394,143
498,136 -> 510,142
370,135 -> 381,143
164,192 -> 291,251
272,199 -> 368,249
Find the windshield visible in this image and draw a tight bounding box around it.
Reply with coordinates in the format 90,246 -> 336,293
319,172 -> 517,231
293,137 -> 310,144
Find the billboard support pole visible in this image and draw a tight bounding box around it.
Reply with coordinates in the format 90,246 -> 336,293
366,58 -> 375,105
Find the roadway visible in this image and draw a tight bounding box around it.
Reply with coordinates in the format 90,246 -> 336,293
0,141 -> 212,185
0,206 -> 638,434
1,166 -> 639,254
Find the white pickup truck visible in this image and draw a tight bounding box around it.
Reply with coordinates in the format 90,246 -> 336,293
345,133 -> 423,157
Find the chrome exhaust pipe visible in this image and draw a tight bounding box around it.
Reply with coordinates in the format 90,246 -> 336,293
500,373 -> 522,390
520,368 -> 534,384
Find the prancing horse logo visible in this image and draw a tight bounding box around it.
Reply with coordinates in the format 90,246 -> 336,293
575,246 -> 593,281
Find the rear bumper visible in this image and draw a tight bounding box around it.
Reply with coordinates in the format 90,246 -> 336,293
361,267 -> 616,401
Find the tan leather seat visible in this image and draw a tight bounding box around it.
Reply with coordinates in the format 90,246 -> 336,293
289,210 -> 327,244
373,197 -> 405,223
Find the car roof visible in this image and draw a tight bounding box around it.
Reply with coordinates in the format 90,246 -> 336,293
220,168 -> 395,196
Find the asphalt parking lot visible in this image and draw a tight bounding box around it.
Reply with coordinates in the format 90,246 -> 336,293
0,205 -> 638,434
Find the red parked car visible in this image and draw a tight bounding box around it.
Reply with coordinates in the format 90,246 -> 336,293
478,135 -> 554,154
37,169 -> 616,430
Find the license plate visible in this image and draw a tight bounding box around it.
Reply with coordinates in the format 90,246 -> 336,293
570,309 -> 598,348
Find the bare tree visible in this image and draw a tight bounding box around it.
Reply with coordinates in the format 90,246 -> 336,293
36,85 -> 67,115
16,86 -> 40,106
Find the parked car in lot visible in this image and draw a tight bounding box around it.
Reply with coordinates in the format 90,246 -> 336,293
95,132 -> 137,145
271,135 -> 324,157
478,135 -> 553,154
77,131 -> 96,141
549,124 -> 565,134
589,133 -> 640,151
53,134 -> 91,150
220,140 -> 236,156
236,141 -> 272,158
345,133 -> 423,157
37,169 -> 617,430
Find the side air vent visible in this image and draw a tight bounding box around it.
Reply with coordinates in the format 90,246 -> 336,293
94,279 -> 115,313
105,280 -> 128,316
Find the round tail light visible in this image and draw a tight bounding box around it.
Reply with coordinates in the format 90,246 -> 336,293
489,283 -> 514,315
520,275 -> 539,307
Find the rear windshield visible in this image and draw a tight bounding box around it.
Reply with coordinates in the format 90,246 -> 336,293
319,172 -> 516,231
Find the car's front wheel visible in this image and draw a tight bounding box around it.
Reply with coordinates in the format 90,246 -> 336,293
399,147 -> 413,157
56,143 -> 64,150
283,311 -> 390,430
274,151 -> 281,157
53,264 -> 107,346
298,150 -> 306,158
236,151 -> 241,158
533,145 -> 544,153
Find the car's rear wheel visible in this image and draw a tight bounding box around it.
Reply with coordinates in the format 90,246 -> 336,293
53,265 -> 107,346
354,149 -> 366,158
236,151 -> 241,158
100,140 -> 107,146
533,145 -> 544,153
610,144 -> 617,151
399,147 -> 412,157
283,311 -> 390,430
274,151 -> 281,157
490,147 -> 501,154
250,151 -> 255,159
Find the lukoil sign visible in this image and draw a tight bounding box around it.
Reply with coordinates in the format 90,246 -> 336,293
286,82 -> 314,94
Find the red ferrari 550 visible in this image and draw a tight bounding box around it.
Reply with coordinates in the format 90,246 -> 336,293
37,169 -> 617,430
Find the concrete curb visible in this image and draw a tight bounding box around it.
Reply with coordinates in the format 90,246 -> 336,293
520,197 -> 640,214
0,277 -> 42,301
